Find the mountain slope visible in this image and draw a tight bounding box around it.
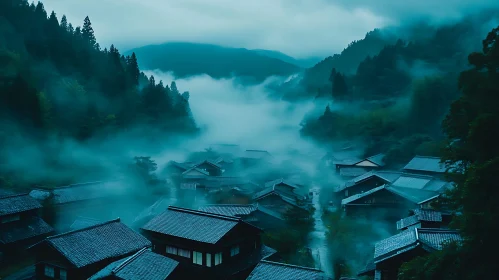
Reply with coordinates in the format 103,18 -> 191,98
126,42 -> 302,82
252,49 -> 322,68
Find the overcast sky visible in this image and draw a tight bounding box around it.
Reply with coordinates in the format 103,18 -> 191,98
40,0 -> 499,58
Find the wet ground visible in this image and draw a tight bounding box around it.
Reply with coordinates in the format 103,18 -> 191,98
308,185 -> 332,277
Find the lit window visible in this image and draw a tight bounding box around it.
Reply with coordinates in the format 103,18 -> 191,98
178,248 -> 191,258
206,253 -> 212,267
193,251 -> 203,265
60,269 -> 67,280
230,245 -> 240,257
214,252 -> 223,266
166,246 -> 178,255
44,265 -> 55,278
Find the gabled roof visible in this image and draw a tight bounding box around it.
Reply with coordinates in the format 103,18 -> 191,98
89,248 -> 179,280
403,156 -> 446,173
142,206 -> 259,244
264,178 -> 300,189
334,153 -> 385,167
339,167 -> 369,177
49,181 -> 122,205
34,219 -> 151,268
198,204 -> 257,217
168,160 -> 194,171
242,150 -> 272,159
374,228 -> 461,263
0,193 -> 42,216
181,167 -> 210,176
340,171 -> 403,191
70,216 -> 102,231
246,260 -> 326,280
0,216 -> 53,245
194,159 -> 223,169
341,185 -> 439,206
367,153 -> 386,166
396,209 -> 444,230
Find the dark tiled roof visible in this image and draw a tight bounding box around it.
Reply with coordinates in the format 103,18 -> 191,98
264,178 -> 299,189
246,260 -> 326,280
367,153 -> 386,166
0,216 -> 53,244
0,194 -> 42,216
341,185 -> 386,205
90,248 -> 179,280
52,181 -> 122,205
396,215 -> 420,230
339,167 -> 369,177
386,187 -> 439,204
198,204 -> 257,217
413,208 -> 443,222
142,206 -> 243,244
194,159 -> 223,169
403,156 -> 446,173
255,205 -> 285,220
69,216 -> 102,231
340,171 -> 403,192
41,219 -> 151,268
374,228 -> 461,263
0,189 -> 15,198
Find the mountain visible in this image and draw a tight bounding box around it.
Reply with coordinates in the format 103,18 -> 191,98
126,42 -> 302,82
252,49 -> 322,68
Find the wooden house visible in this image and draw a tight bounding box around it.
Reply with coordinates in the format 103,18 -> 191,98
336,171 -> 403,200
198,204 -> 285,230
358,228 -> 461,280
341,185 -> 441,221
252,179 -> 312,217
89,248 -> 181,280
246,260 -> 328,280
192,160 -> 224,176
396,209 -> 452,231
334,154 -> 385,177
30,218 -> 151,280
0,193 -> 53,255
402,156 -> 447,177
141,206 -> 276,279
29,181 -> 125,231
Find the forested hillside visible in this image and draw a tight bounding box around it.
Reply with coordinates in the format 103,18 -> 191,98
300,14 -> 498,167
0,1 -> 197,188
126,42 -> 301,83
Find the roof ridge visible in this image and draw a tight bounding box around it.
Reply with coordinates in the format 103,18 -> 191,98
0,192 -> 30,199
168,206 -> 241,222
112,247 -> 149,274
47,218 -> 121,239
201,204 -> 255,207
413,155 -> 442,159
260,260 -> 323,272
416,228 -> 460,234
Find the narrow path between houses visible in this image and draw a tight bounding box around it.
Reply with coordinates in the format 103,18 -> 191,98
308,184 -> 332,277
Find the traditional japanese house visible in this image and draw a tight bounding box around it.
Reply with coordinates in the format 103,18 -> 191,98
341,185 -> 441,220
336,171 -> 403,200
396,208 -> 452,231
141,206 -> 276,279
29,181 -> 126,231
166,161 -> 196,185
358,228 -> 461,280
334,153 -> 386,177
193,160 -> 224,176
89,248 -> 181,280
402,156 -> 447,177
252,178 -> 312,215
246,260 -> 328,280
30,218 -> 151,280
198,204 -> 285,230
0,193 -> 53,255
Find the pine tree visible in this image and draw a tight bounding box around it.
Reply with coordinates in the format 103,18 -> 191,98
68,23 -> 74,34
332,72 -> 348,100
127,53 -> 140,85
60,15 -> 68,31
170,81 -> 179,95
82,16 -> 97,49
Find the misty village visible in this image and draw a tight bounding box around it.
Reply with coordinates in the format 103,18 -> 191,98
1,1 -> 498,280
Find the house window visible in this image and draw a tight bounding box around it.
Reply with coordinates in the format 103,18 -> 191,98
214,252 -> 223,266
1,214 -> 20,223
206,253 -> 212,267
230,245 -> 240,257
178,248 -> 191,258
166,246 -> 178,255
193,251 -> 203,265
60,269 -> 67,280
44,265 -> 55,278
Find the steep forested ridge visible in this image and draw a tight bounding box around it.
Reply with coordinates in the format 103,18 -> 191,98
300,15 -> 497,166
398,25 -> 499,280
126,42 -> 301,83
0,0 -> 197,188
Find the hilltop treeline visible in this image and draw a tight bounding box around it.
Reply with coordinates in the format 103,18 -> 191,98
0,1 -> 197,188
